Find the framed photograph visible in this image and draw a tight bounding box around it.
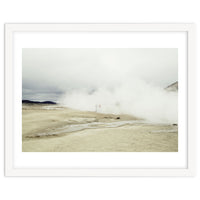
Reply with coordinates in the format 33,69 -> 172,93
5,23 -> 195,176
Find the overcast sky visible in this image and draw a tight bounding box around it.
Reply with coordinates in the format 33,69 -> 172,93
22,48 -> 178,101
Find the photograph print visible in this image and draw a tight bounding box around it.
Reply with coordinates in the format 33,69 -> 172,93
22,48 -> 178,152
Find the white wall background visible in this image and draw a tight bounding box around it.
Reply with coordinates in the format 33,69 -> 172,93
0,1 -> 199,200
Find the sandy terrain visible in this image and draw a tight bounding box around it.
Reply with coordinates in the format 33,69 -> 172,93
22,104 -> 178,152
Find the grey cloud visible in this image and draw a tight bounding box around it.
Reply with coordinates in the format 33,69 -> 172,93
23,48 -> 178,94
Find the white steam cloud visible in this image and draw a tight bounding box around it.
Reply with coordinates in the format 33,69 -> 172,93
60,78 -> 177,123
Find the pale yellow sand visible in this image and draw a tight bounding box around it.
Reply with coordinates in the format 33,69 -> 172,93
22,104 -> 178,152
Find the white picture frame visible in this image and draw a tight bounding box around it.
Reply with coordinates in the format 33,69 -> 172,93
5,23 -> 196,177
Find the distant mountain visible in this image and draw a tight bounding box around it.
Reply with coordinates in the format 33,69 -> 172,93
22,100 -> 57,104
165,81 -> 178,92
